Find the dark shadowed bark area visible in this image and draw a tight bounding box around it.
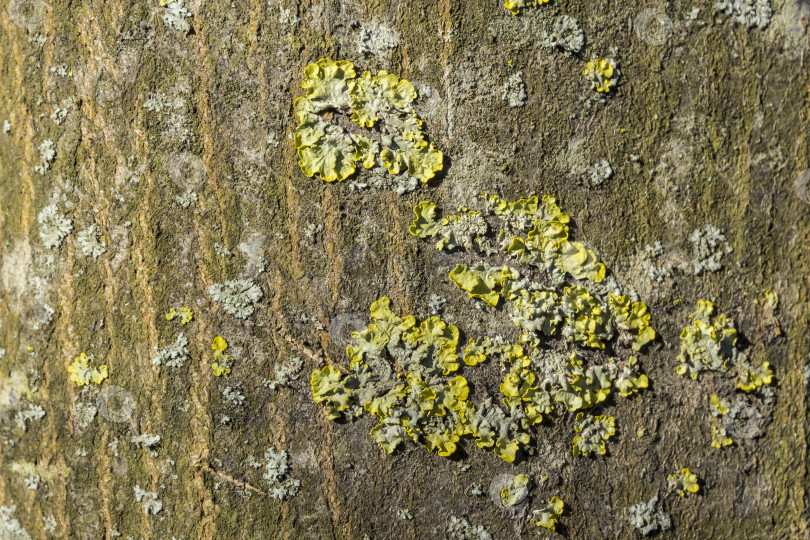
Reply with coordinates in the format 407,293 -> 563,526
0,0 -> 808,538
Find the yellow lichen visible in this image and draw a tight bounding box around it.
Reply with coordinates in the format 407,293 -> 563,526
211,336 -> 232,377
68,353 -> 108,386
165,306 -> 193,325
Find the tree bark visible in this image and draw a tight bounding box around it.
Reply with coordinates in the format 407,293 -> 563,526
0,0 -> 808,538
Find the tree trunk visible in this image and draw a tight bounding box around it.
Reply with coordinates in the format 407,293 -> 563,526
0,0 -> 808,538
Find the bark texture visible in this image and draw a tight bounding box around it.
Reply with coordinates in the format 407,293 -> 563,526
0,0 -> 809,538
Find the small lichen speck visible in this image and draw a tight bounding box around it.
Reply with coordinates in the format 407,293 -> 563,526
690,223 -> 733,274
23,475 -> 40,491
38,204 -> 73,249
589,159 -> 613,186
501,72 -> 527,108
77,224 -> 107,258
447,516 -> 492,540
223,386 -> 246,406
162,0 -> 192,33
263,357 -> 304,391
133,485 -> 163,515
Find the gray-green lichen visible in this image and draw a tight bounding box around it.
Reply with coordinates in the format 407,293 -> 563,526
131,433 -> 161,449
714,0 -> 771,29
76,224 -> 106,258
639,241 -> 674,284
133,485 -> 162,515
0,503 -> 30,540
37,204 -> 73,249
262,357 -> 303,391
446,515 -> 492,540
355,21 -> 399,59
589,159 -> 613,186
152,333 -> 189,368
174,190 -> 197,208
628,495 -> 671,536
23,475 -> 39,491
501,72 -> 527,108
34,140 -> 55,175
262,447 -> 300,500
74,401 -> 97,429
209,278 -> 263,319
690,223 -> 733,275
13,403 -> 45,431
162,0 -> 192,34
222,385 -> 245,406
428,294 -> 446,315
541,15 -> 584,55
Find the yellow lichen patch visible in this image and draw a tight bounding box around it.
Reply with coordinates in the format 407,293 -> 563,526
310,297 -> 542,462
614,356 -> 649,398
668,468 -> 700,496
311,365 -> 353,420
711,424 -> 733,448
463,337 -> 491,367
710,394 -> 729,415
572,412 -> 615,456
293,59 -> 444,184
165,306 -> 193,325
583,58 -> 619,93
608,295 -> 656,351
448,263 -> 516,307
676,300 -> 738,379
736,361 -> 773,392
68,353 -> 108,386
504,0 -> 550,15
532,496 -> 564,531
211,336 -> 232,377
409,201 -> 440,238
